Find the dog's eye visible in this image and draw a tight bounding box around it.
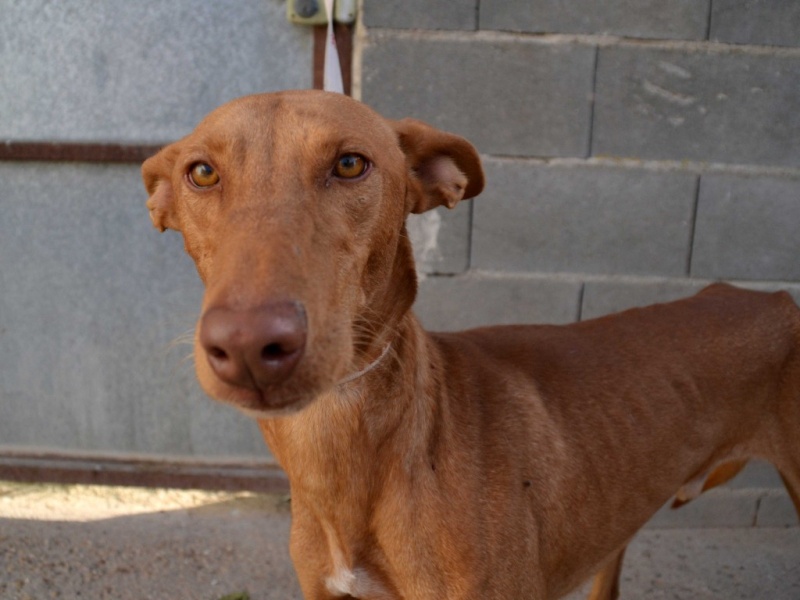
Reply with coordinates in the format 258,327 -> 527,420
334,154 -> 368,179
188,162 -> 220,188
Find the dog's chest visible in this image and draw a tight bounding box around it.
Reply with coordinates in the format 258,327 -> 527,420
326,565 -> 391,598
321,520 -> 392,599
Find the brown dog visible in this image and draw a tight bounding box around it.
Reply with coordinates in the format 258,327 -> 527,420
143,90 -> 800,599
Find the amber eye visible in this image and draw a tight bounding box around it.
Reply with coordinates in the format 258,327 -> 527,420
188,162 -> 220,188
333,154 -> 368,179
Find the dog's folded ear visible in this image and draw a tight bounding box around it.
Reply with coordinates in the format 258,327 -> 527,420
142,146 -> 179,232
391,118 -> 485,214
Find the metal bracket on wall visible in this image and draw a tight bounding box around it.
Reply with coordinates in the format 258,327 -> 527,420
287,0 -> 356,25
289,0 -> 356,95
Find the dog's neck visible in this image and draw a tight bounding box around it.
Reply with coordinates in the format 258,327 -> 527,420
259,311 -> 441,501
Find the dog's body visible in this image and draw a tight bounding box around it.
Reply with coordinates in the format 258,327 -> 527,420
143,90 -> 800,599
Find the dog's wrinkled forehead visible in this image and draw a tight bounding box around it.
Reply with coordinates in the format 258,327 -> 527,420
193,91 -> 399,160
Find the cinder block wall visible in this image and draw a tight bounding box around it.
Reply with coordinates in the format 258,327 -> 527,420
359,1 -> 800,331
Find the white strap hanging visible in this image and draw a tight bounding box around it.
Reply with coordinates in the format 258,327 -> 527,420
322,0 -> 344,93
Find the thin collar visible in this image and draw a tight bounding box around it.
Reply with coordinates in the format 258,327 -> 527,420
336,343 -> 392,386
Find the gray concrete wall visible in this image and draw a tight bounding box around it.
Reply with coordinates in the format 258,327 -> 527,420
2,0 -> 799,479
358,1 -> 800,328
1,1 -> 311,458
360,1 -> 800,495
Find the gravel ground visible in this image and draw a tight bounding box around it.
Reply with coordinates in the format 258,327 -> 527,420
1,481 -> 798,599
0,482 -> 298,600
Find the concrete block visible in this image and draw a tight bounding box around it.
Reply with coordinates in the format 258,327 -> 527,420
711,0 -> 800,47
414,274 -> 581,331
589,528 -> 800,600
646,489 -> 759,529
0,163 -> 267,458
407,202 -> 471,275
480,0 -> 709,40
471,160 -> 697,276
691,174 -> 800,280
725,460 -> 784,489
581,278 -> 708,320
0,0 -> 311,143
363,0 -> 477,30
593,46 -> 800,167
362,32 -> 595,157
757,492 -> 800,528
726,281 -> 800,307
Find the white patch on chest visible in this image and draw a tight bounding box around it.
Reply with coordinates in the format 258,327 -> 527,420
326,566 -> 357,596
321,521 -> 391,598
326,567 -> 390,598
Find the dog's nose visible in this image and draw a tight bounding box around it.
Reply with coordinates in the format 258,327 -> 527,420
199,301 -> 307,390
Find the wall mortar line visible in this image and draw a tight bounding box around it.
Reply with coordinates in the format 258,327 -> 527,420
686,175 -> 702,277
482,155 -> 800,179
367,27 -> 800,57
586,46 -> 600,159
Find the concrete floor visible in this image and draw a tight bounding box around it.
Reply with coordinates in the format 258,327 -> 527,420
0,481 -> 798,600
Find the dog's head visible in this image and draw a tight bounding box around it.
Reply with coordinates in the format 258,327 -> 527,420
142,90 -> 483,416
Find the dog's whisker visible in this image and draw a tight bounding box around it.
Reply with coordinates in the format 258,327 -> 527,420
177,351 -> 196,369
167,329 -> 196,351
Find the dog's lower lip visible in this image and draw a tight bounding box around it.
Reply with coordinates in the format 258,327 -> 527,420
222,386 -> 286,411
220,380 -> 319,414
